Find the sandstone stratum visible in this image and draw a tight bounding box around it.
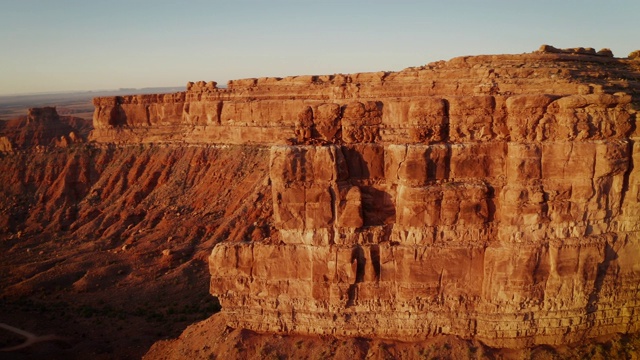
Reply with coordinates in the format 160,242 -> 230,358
1,45 -> 640,359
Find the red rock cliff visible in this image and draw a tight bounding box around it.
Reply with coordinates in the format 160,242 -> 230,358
94,46 -> 640,348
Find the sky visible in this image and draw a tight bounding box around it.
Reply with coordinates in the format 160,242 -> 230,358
0,0 -> 638,95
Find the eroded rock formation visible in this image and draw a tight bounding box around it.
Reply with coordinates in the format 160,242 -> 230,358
91,47 -> 640,349
0,106 -> 90,151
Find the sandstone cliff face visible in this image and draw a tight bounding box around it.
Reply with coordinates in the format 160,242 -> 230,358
101,48 -> 639,348
91,51 -> 637,145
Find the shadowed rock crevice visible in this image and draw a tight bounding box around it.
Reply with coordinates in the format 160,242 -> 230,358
587,242 -> 619,314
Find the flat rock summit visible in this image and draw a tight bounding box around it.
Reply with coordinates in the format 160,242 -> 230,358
2,45 -> 640,359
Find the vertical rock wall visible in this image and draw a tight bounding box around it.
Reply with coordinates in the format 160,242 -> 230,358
209,94 -> 639,347
90,49 -> 640,347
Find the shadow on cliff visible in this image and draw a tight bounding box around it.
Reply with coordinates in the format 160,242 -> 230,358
340,147 -> 396,227
587,242 -> 618,314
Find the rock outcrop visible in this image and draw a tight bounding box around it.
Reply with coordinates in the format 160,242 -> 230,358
0,106 -> 90,150
0,136 -> 13,152
97,47 -> 639,348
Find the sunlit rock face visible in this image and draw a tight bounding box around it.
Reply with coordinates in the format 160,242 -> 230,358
93,46 -> 640,348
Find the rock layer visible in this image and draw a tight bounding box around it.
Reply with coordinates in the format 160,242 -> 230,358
91,48 -> 640,348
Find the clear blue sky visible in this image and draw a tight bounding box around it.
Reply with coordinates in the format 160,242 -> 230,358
0,0 -> 638,95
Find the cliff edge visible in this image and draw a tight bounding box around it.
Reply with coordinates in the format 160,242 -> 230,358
98,46 -> 640,353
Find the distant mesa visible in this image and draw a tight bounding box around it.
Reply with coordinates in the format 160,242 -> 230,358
0,106 -> 91,151
26,106 -> 61,124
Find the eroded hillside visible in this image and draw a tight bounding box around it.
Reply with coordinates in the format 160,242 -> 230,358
0,120 -> 272,358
